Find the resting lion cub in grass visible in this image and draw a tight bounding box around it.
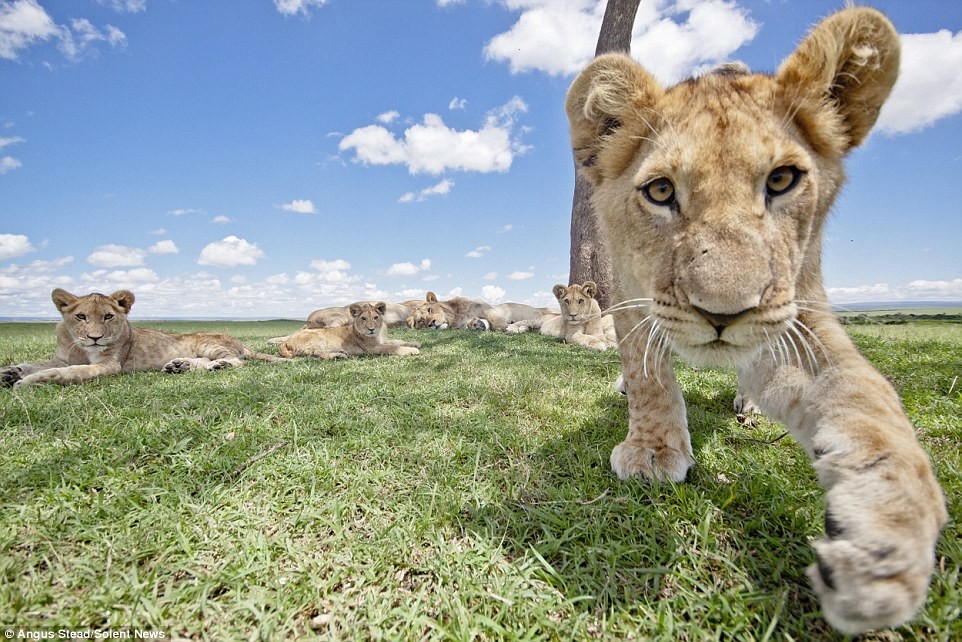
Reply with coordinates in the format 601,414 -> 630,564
506,282 -> 616,351
566,7 -> 946,634
0,288 -> 281,387
278,302 -> 420,359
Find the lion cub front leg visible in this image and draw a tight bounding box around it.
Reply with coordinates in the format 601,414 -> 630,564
610,319 -> 693,482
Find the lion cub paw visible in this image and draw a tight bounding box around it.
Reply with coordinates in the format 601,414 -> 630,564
807,535 -> 934,635
396,346 -> 420,356
1,366 -> 24,387
610,439 -> 693,483
163,358 -> 193,374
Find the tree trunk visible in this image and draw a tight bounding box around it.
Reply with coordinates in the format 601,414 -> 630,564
568,0 -> 641,311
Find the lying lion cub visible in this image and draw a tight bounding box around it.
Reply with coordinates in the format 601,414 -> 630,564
0,288 -> 281,387
506,282 -> 616,351
565,7 -> 945,634
278,302 -> 420,359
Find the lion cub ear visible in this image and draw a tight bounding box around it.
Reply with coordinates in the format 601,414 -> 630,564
776,7 -> 900,152
349,303 -> 363,318
582,281 -> 597,299
426,292 -> 439,304
374,302 -> 387,315
566,53 -> 664,185
110,290 -> 135,313
552,284 -> 568,300
51,288 -> 78,313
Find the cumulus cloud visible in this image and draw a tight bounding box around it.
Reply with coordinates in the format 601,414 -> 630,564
0,233 -> 35,261
508,269 -> 534,281
377,110 -> 399,124
339,97 -> 529,175
87,244 -> 147,268
148,239 -> 178,255
827,279 -> 962,304
485,0 -> 758,84
877,30 -> 962,135
279,199 -> 317,214
481,285 -> 505,303
465,245 -> 491,258
0,0 -> 59,60
197,236 -> 265,268
306,258 -> 356,283
482,271 -> 498,280
96,0 -> 146,12
168,208 -> 202,217
81,267 -> 159,286
211,215 -> 232,224
399,178 -> 454,203
0,156 -> 22,174
449,97 -> 467,110
274,0 -> 328,17
386,258 -> 432,277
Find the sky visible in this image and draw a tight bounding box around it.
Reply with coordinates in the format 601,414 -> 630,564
1,0 -> 960,320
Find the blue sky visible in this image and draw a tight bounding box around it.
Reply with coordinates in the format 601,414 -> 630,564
1,0 -> 960,319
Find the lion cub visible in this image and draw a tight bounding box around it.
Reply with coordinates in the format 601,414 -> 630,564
278,302 -> 420,359
506,282 -> 616,351
0,288 -> 281,387
566,7 -> 945,634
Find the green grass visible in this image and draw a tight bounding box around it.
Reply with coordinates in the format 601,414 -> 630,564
0,319 -> 959,640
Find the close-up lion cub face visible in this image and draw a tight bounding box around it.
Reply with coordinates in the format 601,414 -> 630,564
567,9 -> 899,367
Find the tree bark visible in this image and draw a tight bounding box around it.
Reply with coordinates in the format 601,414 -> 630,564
568,0 -> 641,311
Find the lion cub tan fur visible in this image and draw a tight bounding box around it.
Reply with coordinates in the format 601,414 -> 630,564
566,7 -> 945,634
506,282 -> 616,351
0,288 -> 281,387
278,302 -> 420,359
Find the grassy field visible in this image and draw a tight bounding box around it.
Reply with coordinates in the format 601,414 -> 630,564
0,318 -> 959,640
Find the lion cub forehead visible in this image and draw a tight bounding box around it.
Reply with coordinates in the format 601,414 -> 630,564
640,73 -> 802,173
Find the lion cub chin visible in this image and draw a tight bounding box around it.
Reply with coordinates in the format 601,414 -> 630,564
566,7 -> 946,635
278,302 -> 420,359
0,288 -> 281,387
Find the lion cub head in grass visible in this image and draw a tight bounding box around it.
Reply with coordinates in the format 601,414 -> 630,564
566,7 -> 947,635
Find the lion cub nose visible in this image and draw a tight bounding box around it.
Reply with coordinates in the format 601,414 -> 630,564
692,305 -> 754,337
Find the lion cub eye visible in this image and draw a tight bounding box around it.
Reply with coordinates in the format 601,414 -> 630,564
766,166 -> 802,196
76,314 -> 86,321
641,178 -> 675,206
103,314 -> 113,321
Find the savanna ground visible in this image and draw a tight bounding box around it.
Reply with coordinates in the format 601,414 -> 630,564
0,315 -> 959,641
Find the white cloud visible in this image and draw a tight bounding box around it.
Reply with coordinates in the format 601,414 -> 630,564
508,269 -> 534,280
481,285 -> 505,303
386,258 -> 432,277
449,97 -> 467,110
96,0 -> 146,13
310,259 -> 351,272
0,233 -> 35,261
827,279 -> 962,304
465,245 -> 491,258
0,156 -> 22,174
399,178 -> 455,203
0,0 -> 59,61
306,259 -> 355,283
339,97 -> 529,175
168,208 -> 202,217
81,267 -> 159,286
87,243 -> 146,268
150,228 -> 167,235
56,17 -> 127,61
482,271 -> 498,280
211,215 -> 232,224
197,236 -> 265,268
377,110 -> 400,124
279,199 -> 317,214
485,0 -> 758,84
498,224 -> 513,233
0,136 -> 24,149
877,30 -> 962,135
148,239 -> 178,255
274,0 -> 329,17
